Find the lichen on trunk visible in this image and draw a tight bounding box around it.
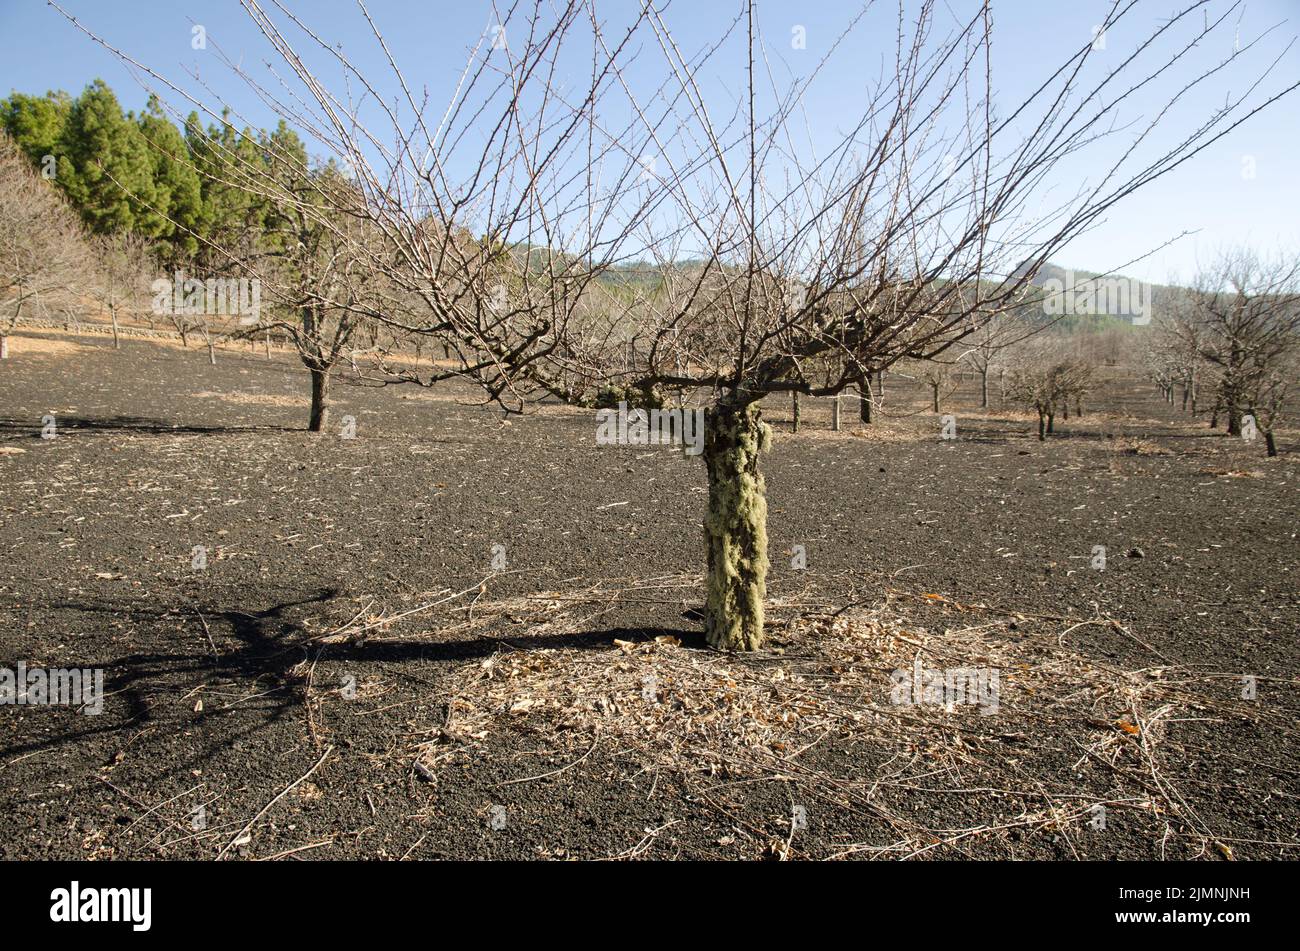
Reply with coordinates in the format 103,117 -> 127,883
702,400 -> 770,651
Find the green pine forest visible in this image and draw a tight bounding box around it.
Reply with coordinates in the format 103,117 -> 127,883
2,80 -> 308,269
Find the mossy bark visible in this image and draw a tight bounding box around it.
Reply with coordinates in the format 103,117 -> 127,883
702,401 -> 770,651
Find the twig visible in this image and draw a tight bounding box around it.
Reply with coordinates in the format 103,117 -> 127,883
216,745 -> 333,860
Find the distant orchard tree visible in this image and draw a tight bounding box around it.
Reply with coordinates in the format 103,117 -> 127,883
1182,250 -> 1300,449
1005,340 -> 1095,440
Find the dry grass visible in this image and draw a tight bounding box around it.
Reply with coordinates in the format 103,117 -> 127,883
3,335 -> 88,357
195,390 -> 308,408
1112,436 -> 1174,456
305,576 -> 1280,859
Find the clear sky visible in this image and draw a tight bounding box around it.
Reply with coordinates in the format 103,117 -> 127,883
2,0 -> 1297,283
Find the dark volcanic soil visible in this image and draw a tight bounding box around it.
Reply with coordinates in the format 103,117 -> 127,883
0,330 -> 1296,860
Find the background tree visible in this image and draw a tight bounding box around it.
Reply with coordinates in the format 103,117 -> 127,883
136,95 -> 204,263
1184,249 -> 1300,438
58,80 -> 164,236
916,359 -> 959,414
1006,339 -> 1095,440
0,132 -> 87,358
88,230 -> 152,349
1245,351 -> 1296,457
0,90 -> 72,171
257,151 -> 381,432
962,308 -> 1028,408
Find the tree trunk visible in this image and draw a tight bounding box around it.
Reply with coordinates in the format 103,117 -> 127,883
1046,412 -> 1055,434
309,367 -> 331,433
110,312 -> 121,350
0,335 -> 8,360
1062,402 -> 1069,420
1227,406 -> 1242,437
931,383 -> 940,413
702,401 -> 769,651
206,338 -> 217,365
1265,430 -> 1277,457
265,331 -> 272,359
1037,411 -> 1046,441
791,391 -> 800,433
980,368 -> 989,408
831,395 -> 841,431
860,376 -> 872,423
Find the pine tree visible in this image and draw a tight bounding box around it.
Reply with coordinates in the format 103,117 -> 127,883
137,96 -> 203,262
0,91 -> 72,171
60,80 -> 160,236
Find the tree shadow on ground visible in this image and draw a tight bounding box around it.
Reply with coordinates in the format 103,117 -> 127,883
0,586 -> 702,776
0,415 -> 289,436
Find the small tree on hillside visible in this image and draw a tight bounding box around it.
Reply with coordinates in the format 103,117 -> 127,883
0,132 -> 87,358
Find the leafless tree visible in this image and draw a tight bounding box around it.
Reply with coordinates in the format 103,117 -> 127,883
528,1 -> 1297,648
0,132 -> 88,358
1149,285 -> 1211,412
1005,338 -> 1096,439
89,232 -> 153,350
1246,351 -> 1296,457
54,1 -> 1299,650
1181,249 -> 1300,444
915,358 -> 960,414
961,307 -> 1029,408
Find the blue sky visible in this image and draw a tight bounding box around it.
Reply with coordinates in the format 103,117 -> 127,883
2,0 -> 1297,283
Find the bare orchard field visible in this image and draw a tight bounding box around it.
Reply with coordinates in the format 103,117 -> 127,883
0,329 -> 1296,860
